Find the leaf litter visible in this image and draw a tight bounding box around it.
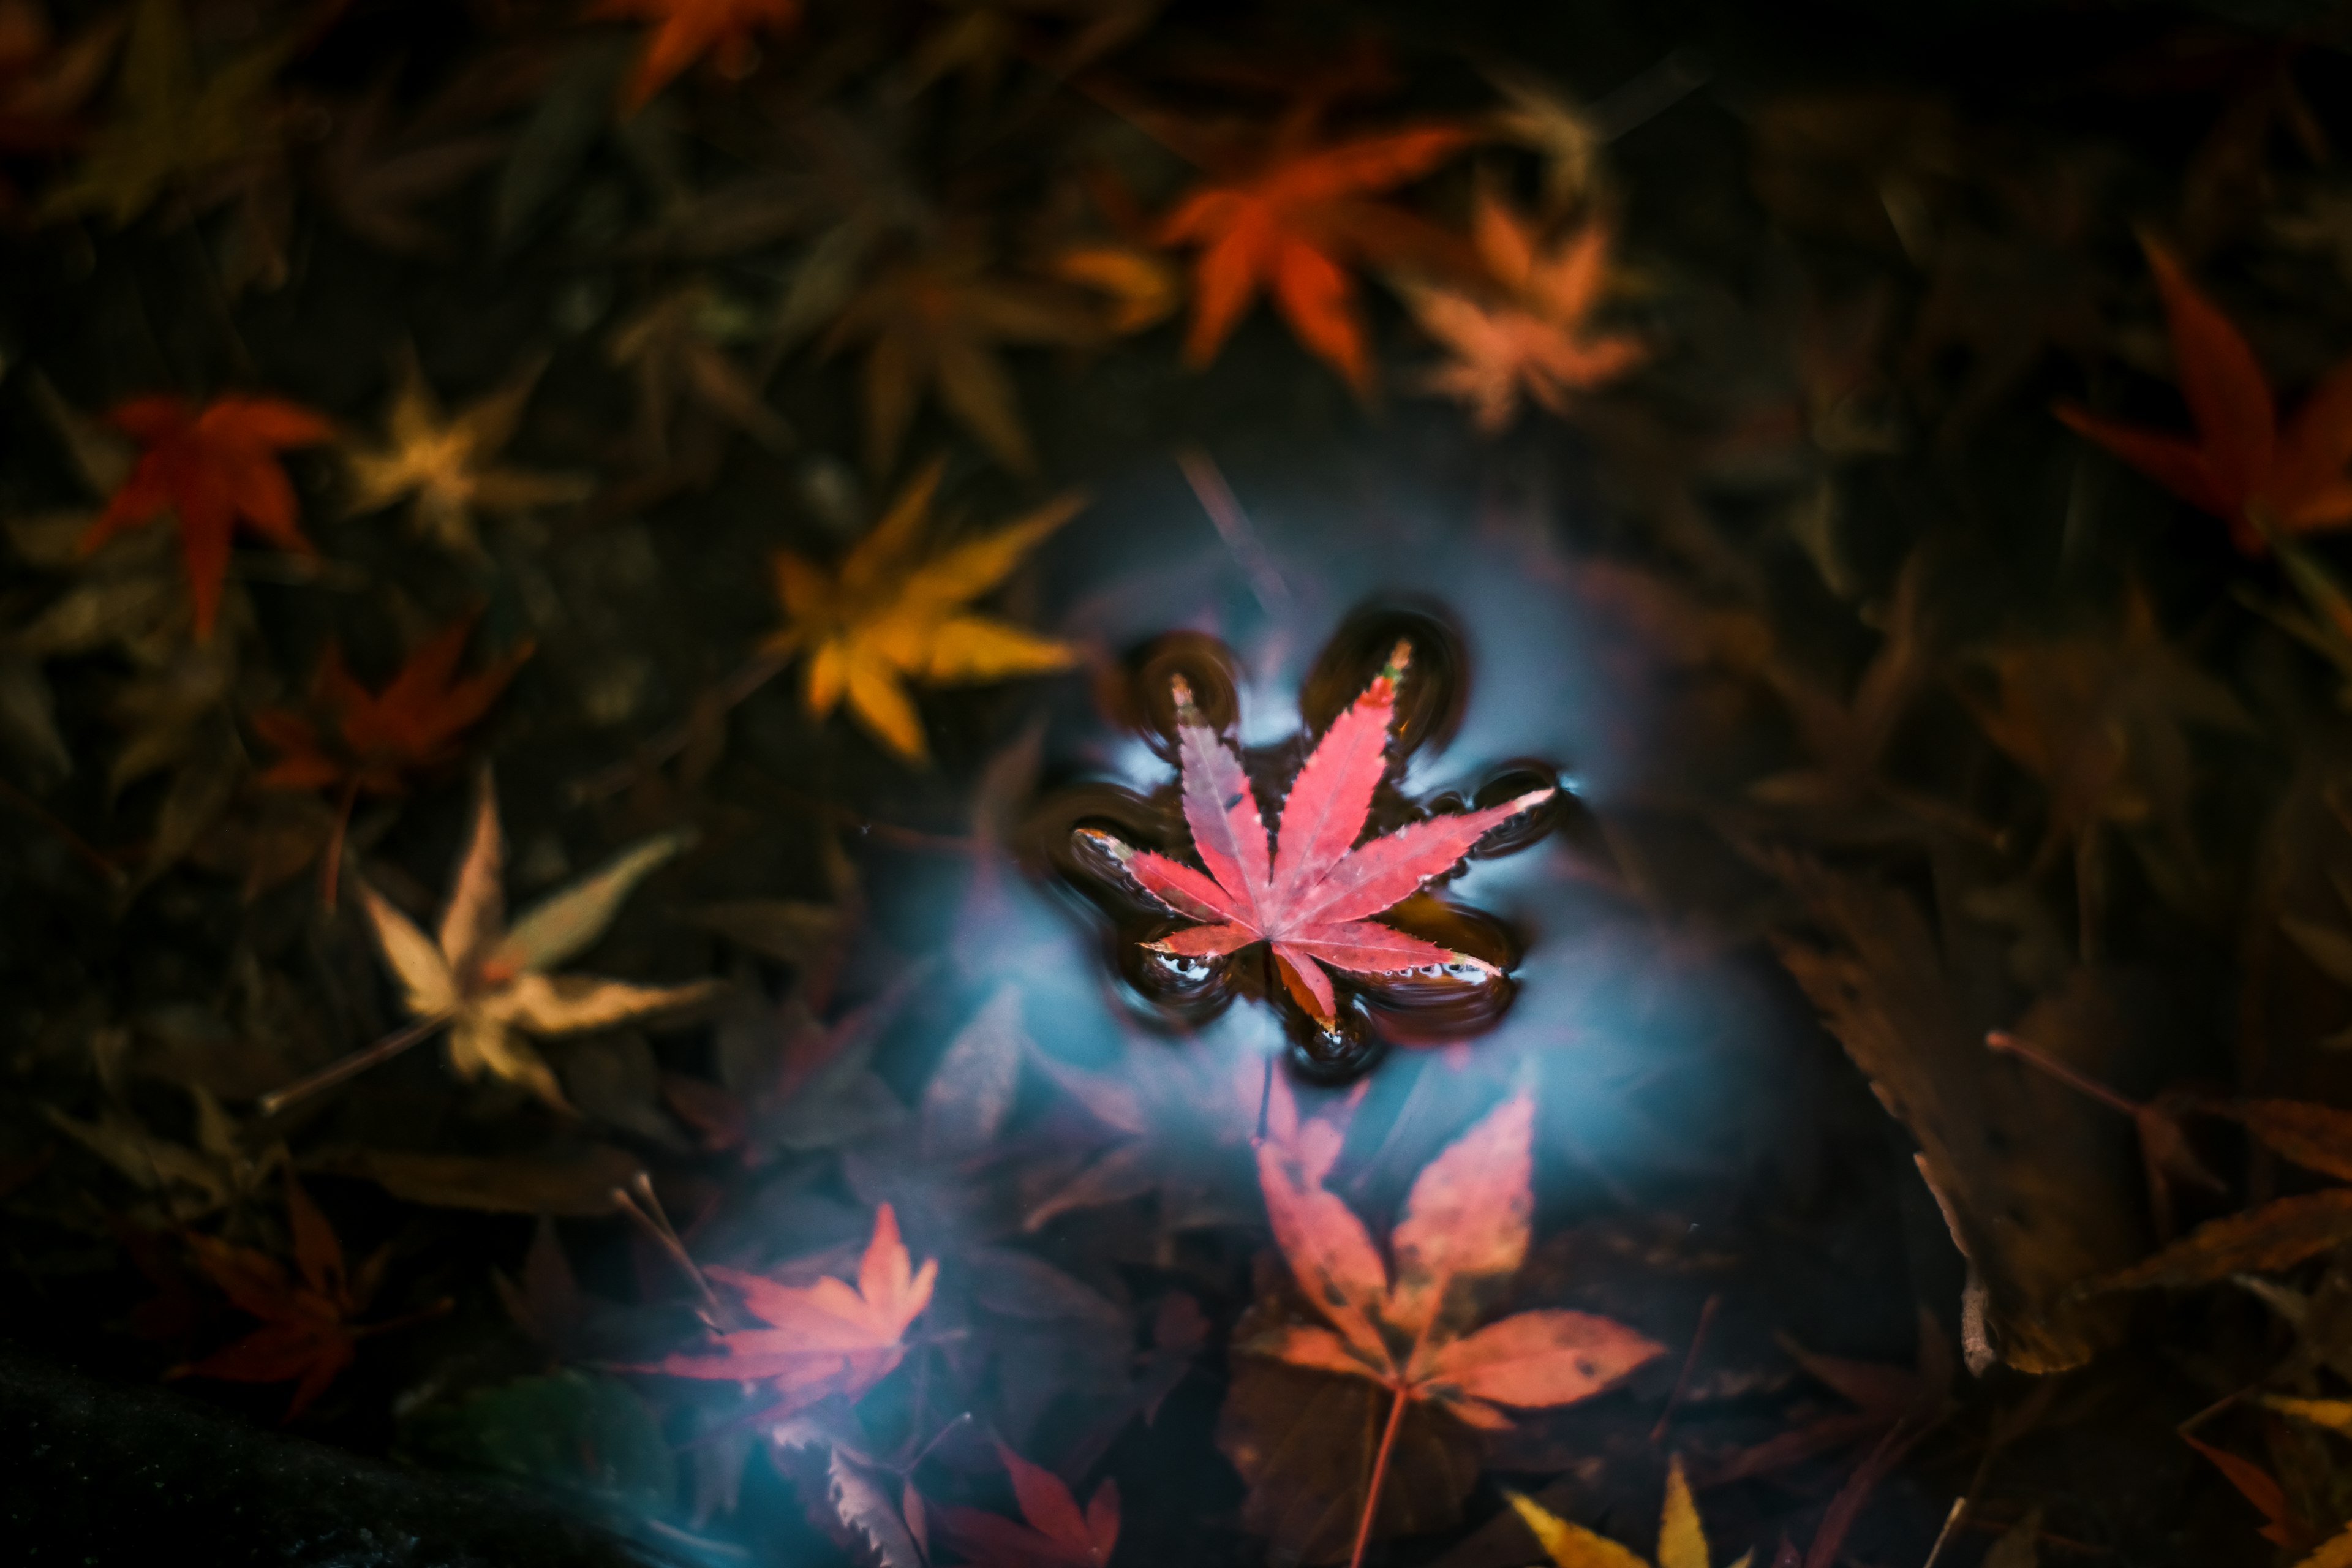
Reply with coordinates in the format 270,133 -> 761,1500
8,6 -> 2352,1568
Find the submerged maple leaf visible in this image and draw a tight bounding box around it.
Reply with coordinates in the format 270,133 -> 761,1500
934,1441 -> 1120,1568
2057,236 -> 2352,554
36,0 -> 288,229
1509,1454 -> 1748,1568
1221,1093 -> 1664,1561
819,246 -> 1099,475
79,393 -> 334,639
763,458 -> 1079,763
589,0 -> 797,111
645,1202 -> 934,1414
342,353 -> 590,555
1158,118 -> 1471,392
172,1172 -> 396,1420
356,775 -> 719,1108
1403,193 -> 1643,431
1083,642 -> 1552,1028
251,612 -> 530,902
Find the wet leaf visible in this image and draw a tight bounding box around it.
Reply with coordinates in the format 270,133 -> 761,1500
589,0 -> 797,111
1401,194 -> 1643,431
1506,1456 -> 1749,1568
78,393 -> 334,641
1218,1093 -> 1662,1560
935,1441 -> 1120,1567
342,351 -> 590,555
2057,237 -> 2352,555
818,244 -> 1099,475
1158,115 -> 1472,391
354,772 -> 718,1107
1086,642 -> 1551,1027
171,1171 -> 404,1421
763,458 -> 1078,763
641,1202 -> 935,1416
311,1144 -> 646,1216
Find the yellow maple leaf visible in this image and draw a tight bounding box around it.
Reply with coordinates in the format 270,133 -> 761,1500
342,352 -> 591,555
356,774 -> 720,1109
763,457 -> 1079,763
1508,1457 -> 1750,1568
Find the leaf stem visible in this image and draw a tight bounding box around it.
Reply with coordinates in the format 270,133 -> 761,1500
257,1012 -> 452,1118
1984,1030 -> 2140,1118
1348,1379 -> 1412,1568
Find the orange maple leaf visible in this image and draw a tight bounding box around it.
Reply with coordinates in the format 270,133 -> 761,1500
587,0 -> 797,111
1158,119 -> 1471,393
1242,1092 -> 1663,1563
1403,193 -> 1644,431
646,1203 -> 935,1413
251,611 -> 530,903
2056,236 -> 2352,554
79,393 -> 335,640
170,1172 -> 401,1420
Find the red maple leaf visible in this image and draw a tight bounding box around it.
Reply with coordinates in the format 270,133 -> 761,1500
79,394 -> 335,639
934,1441 -> 1120,1568
170,1172 -> 401,1421
1229,1093 -> 1664,1566
1158,119 -> 1472,393
251,611 -> 530,903
587,0 -> 797,111
2056,236 -> 2352,554
644,1203 -> 935,1414
253,612 -> 528,797
1085,641 -> 1551,1028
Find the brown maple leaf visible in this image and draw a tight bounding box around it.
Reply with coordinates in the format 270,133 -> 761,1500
2057,236 -> 2352,555
1157,113 -> 1472,392
820,245 -> 1099,475
1221,1093 -> 1663,1564
250,612 -> 530,902
78,393 -> 334,640
170,1171 -> 417,1420
588,0 -> 797,111
1401,192 -> 1643,431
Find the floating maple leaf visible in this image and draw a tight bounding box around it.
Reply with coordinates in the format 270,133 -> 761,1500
342,352 -> 590,555
1219,1093 -> 1664,1562
1402,193 -> 1643,431
0,0 -> 121,211
589,0 -> 797,111
1158,116 -> 1471,391
171,1172 -> 404,1420
763,457 -> 1079,763
2057,237 -> 2352,554
78,393 -> 334,640
933,1441 -> 1119,1568
354,774 -> 719,1109
251,612 -> 530,902
644,1202 -> 935,1415
1080,642 -> 1552,1030
1509,1454 -> 1748,1568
